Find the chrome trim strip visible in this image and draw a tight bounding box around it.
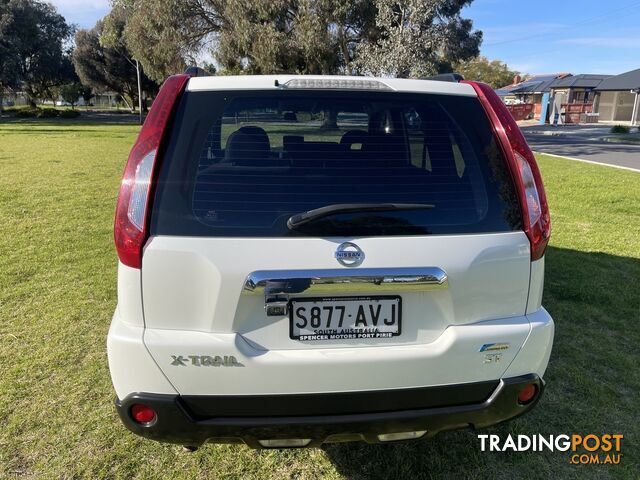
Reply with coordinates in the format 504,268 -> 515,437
243,267 -> 448,295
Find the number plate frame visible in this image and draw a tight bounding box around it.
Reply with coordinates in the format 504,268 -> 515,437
288,295 -> 402,341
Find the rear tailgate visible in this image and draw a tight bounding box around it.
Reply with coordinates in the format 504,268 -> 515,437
142,233 -> 530,349
140,81 -> 532,394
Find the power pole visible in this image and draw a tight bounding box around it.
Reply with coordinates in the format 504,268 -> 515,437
135,59 -> 143,125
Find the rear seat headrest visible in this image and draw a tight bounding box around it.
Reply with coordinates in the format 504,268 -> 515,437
224,126 -> 270,165
340,130 -> 369,149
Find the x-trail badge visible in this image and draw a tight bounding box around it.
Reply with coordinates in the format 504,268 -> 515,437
335,242 -> 364,267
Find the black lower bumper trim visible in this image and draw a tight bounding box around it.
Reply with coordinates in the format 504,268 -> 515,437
115,374 -> 543,448
182,379 -> 498,418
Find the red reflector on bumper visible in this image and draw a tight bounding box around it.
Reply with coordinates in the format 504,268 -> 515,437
131,403 -> 157,424
517,384 -> 538,405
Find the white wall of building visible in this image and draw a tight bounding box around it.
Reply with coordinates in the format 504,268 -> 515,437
597,91 -> 636,122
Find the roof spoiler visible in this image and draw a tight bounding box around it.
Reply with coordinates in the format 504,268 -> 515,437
423,73 -> 464,83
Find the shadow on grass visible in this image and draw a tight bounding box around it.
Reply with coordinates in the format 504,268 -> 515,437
0,127 -> 133,134
322,246 -> 639,479
0,119 -> 140,138
0,127 -> 133,135
0,116 -> 140,127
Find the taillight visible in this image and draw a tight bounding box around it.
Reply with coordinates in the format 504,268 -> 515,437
463,80 -> 551,260
114,74 -> 190,268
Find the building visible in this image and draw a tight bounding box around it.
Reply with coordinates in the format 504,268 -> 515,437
548,74 -> 610,124
496,69 -> 640,124
511,75 -> 572,120
496,74 -> 569,121
496,74 -> 566,103
548,74 -> 610,104
594,68 -> 640,124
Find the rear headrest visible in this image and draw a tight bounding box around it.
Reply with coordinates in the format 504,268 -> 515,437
340,130 -> 369,149
224,126 -> 270,165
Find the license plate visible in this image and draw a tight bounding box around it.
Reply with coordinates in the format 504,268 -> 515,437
289,296 -> 401,341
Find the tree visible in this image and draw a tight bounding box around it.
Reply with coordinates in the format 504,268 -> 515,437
59,82 -> 83,108
0,0 -> 74,106
73,17 -> 156,112
200,62 -> 217,75
0,2 -> 19,111
79,84 -> 93,108
108,0 -> 480,81
103,0 -> 206,82
354,0 -> 481,77
453,56 -> 518,88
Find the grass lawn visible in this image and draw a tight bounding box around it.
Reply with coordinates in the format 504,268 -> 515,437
0,120 -> 638,479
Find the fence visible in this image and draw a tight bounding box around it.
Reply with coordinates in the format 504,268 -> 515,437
562,103 -> 593,124
505,103 -> 535,121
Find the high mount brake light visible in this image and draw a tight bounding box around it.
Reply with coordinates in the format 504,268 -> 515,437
463,80 -> 551,261
280,78 -> 392,91
114,74 -> 190,268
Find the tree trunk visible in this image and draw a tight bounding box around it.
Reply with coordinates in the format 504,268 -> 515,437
120,94 -> 133,112
338,27 -> 352,75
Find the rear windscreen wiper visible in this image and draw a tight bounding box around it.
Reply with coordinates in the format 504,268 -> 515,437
287,203 -> 435,230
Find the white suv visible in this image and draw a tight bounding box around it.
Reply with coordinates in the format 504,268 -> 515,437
107,74 -> 554,449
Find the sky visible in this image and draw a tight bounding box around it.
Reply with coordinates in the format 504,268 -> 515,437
462,0 -> 640,75
49,0 -> 640,77
49,0 -> 109,30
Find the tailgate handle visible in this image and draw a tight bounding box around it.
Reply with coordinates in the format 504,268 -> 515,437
243,268 -> 448,315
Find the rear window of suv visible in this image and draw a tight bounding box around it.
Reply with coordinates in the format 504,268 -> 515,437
150,89 -> 521,237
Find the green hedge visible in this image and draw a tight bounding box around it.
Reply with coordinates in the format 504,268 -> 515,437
11,108 -> 80,119
15,108 -> 40,118
610,124 -> 630,134
36,108 -> 60,118
59,110 -> 80,118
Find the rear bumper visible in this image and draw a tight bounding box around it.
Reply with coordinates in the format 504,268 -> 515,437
115,373 -> 543,448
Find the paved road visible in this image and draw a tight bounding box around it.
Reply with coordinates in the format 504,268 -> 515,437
521,125 -> 640,172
